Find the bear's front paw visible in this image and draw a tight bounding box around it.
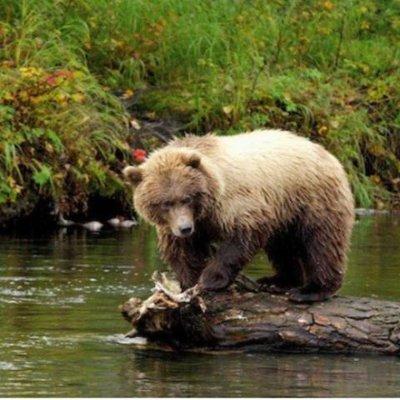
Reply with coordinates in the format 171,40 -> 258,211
198,268 -> 231,292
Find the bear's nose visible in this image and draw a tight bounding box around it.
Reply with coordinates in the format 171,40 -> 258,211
179,225 -> 193,236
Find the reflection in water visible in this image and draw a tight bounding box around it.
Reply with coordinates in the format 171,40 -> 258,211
0,215 -> 399,396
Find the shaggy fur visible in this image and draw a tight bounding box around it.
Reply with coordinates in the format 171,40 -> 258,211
124,130 -> 355,302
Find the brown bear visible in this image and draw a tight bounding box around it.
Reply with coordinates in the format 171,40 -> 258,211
123,129 -> 355,302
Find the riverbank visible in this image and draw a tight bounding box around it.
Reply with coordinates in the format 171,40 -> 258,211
1,0 -> 399,226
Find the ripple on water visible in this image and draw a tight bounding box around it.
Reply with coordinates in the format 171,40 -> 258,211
0,292 -> 85,306
0,362 -> 18,371
0,277 -> 48,282
0,288 -> 34,297
0,333 -> 105,352
106,334 -> 148,346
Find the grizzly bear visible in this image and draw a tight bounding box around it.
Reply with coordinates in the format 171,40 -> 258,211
123,130 -> 354,302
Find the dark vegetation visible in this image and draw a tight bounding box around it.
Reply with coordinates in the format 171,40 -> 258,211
1,0 -> 399,225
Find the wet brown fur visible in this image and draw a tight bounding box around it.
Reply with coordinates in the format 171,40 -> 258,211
124,130 -> 355,302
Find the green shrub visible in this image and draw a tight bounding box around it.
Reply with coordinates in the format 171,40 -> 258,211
0,1 -> 129,217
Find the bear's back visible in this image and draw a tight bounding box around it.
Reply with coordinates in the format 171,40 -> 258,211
218,129 -> 317,160
173,130 -> 325,162
170,129 -> 345,192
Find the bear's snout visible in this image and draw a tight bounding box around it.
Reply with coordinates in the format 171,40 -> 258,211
178,222 -> 194,237
173,216 -> 194,238
169,208 -> 195,238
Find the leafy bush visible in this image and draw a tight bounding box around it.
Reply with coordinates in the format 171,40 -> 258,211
0,65 -> 129,214
0,1 -> 129,219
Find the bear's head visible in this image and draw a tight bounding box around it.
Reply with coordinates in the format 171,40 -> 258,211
123,148 -> 223,238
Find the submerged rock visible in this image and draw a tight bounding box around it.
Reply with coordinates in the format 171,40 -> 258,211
107,217 -> 137,228
81,221 -> 103,231
108,218 -> 121,227
119,219 -> 137,228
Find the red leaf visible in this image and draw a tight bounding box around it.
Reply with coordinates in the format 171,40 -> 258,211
132,148 -> 147,163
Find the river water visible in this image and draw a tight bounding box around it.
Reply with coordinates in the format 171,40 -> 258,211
0,215 -> 399,397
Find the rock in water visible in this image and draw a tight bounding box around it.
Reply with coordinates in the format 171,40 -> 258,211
120,219 -> 137,228
81,221 -> 103,231
108,218 -> 121,227
107,218 -> 137,228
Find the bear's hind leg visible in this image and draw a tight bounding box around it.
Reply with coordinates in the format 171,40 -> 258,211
287,222 -> 349,303
259,228 -> 304,294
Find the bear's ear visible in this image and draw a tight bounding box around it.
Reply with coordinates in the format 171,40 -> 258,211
186,153 -> 201,169
123,166 -> 143,185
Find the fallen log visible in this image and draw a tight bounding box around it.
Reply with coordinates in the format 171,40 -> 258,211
120,272 -> 400,355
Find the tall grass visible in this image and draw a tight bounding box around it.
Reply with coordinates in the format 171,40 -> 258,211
1,0 -> 399,221
0,0 -> 130,220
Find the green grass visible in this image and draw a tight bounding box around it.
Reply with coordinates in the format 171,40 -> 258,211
0,0 -> 130,219
1,0 -> 399,221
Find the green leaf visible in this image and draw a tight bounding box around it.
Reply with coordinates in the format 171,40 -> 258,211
0,181 -> 12,204
33,165 -> 52,187
0,105 -> 15,122
45,130 -> 63,152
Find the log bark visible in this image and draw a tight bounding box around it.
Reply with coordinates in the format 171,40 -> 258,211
120,273 -> 400,355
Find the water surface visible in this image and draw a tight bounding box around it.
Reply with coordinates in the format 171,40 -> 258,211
0,215 -> 399,397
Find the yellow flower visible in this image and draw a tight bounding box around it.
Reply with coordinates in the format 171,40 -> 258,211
54,92 -> 68,106
2,92 -> 14,101
71,93 -> 85,103
122,89 -> 134,99
45,143 -> 54,154
19,90 -> 29,101
361,21 -> 370,30
19,66 -> 42,78
31,96 -> 46,105
370,175 -> 381,184
222,105 -> 233,115
368,145 -> 385,157
322,1 -> 334,11
318,125 -> 328,136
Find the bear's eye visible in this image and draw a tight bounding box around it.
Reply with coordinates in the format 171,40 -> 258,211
161,200 -> 173,210
181,196 -> 192,205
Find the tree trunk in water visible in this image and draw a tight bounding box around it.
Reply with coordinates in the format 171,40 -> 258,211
120,273 -> 400,355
